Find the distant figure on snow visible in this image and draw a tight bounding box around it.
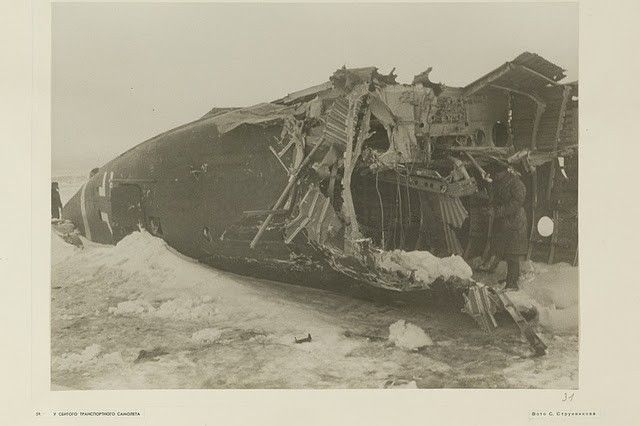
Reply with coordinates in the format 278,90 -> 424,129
51,182 -> 63,219
482,161 -> 528,289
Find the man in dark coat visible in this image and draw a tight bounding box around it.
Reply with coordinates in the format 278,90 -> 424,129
51,182 -> 63,219
483,162 -> 528,289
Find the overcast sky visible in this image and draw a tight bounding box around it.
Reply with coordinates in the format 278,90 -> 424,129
52,2 -> 578,175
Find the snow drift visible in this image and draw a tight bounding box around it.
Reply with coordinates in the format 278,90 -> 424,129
51,225 -> 578,389
505,262 -> 579,335
375,250 -> 473,285
51,229 -> 80,265
388,320 -> 433,350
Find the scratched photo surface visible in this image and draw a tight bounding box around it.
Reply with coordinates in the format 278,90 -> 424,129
51,2 -> 578,389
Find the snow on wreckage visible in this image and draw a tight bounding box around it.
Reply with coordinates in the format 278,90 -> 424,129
60,52 -> 578,355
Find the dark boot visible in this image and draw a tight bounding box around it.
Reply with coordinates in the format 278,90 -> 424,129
505,256 -> 521,289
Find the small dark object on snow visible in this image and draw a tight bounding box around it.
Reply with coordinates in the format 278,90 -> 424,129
134,347 -> 168,363
294,333 -> 312,344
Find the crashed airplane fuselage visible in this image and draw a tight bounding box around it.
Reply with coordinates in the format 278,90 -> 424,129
62,52 -> 578,306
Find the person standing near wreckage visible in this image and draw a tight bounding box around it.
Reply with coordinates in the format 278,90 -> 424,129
51,181 -> 63,220
482,161 -> 528,290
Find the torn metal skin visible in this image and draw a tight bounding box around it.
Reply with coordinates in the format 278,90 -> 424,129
62,52 -> 578,351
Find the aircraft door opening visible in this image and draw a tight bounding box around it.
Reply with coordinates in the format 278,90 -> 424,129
110,183 -> 145,243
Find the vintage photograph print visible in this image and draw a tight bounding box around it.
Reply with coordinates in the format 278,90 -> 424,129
51,2 -> 578,389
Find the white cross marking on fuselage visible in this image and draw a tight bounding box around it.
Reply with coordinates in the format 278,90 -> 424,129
97,172 -> 114,236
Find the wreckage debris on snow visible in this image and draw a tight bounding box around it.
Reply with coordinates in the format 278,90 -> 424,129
375,250 -> 472,286
59,52 -> 579,355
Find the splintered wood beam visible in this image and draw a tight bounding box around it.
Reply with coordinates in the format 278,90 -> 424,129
451,139 -> 489,181
269,145 -> 291,174
277,136 -> 296,158
327,164 -> 337,202
495,291 -> 547,356
249,137 -> 327,249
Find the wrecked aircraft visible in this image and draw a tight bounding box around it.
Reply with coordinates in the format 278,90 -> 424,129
62,52 -> 578,341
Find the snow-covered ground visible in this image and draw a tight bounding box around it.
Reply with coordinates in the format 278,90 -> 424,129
50,175 -> 578,389
51,227 -> 579,389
